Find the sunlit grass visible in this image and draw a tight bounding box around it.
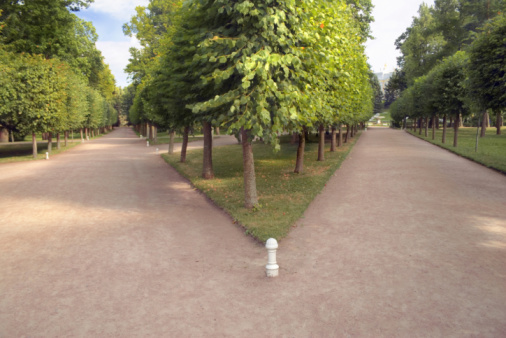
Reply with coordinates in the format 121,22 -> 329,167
163,133 -> 360,242
407,127 -> 506,173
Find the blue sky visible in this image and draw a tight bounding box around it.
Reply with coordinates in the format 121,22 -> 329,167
75,0 -> 434,88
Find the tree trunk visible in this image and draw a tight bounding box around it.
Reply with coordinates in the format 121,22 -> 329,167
202,121 -> 214,179
424,117 -> 428,137
338,124 -> 343,147
431,116 -> 436,140
0,128 -> 8,142
345,125 -> 350,143
294,127 -> 306,174
330,126 -> 337,152
215,127 -> 220,135
453,113 -> 460,147
56,133 -> 61,150
168,130 -> 175,154
318,124 -> 325,161
481,111 -> 488,137
151,124 -> 156,142
241,128 -> 258,209
419,118 -> 423,135
80,129 -> 84,142
442,115 -> 447,144
496,111 -> 502,135
290,132 -> 298,145
64,131 -> 68,147
32,132 -> 37,159
180,126 -> 189,163
47,133 -> 52,153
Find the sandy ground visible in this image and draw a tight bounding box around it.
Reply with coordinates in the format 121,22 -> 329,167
0,127 -> 505,337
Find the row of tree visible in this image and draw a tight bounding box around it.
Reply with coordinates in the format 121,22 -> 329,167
387,0 -> 505,144
0,0 -> 119,156
122,0 -> 376,209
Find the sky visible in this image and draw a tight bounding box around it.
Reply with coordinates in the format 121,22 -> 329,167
75,0 -> 435,88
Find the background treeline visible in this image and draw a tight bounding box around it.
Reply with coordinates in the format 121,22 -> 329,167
121,0 -> 377,208
0,0 -> 120,157
386,0 -> 505,146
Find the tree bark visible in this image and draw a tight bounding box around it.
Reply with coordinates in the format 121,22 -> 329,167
338,124 -> 343,147
202,121 -> 214,179
442,115 -> 447,144
496,110 -> 502,135
47,133 -> 52,153
168,130 -> 175,154
180,126 -> 189,163
215,127 -> 220,135
80,128 -> 84,142
56,133 -> 61,150
481,110 -> 488,137
0,128 -> 8,142
330,126 -> 337,152
64,131 -> 68,147
32,132 -> 37,159
241,128 -> 258,209
453,113 -> 460,147
294,127 -> 306,174
317,124 -> 325,161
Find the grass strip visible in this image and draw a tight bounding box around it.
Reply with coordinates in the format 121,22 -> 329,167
162,133 -> 360,242
407,127 -> 506,174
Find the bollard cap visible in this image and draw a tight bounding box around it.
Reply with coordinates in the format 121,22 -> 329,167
265,238 -> 278,249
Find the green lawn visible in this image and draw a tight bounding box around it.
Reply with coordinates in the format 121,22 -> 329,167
407,127 -> 506,173
0,141 -> 81,163
163,133 -> 360,242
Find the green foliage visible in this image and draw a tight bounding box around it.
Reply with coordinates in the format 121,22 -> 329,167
467,14 -> 506,112
370,72 -> 383,115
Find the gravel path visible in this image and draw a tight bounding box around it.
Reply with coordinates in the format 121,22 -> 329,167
0,127 -> 505,336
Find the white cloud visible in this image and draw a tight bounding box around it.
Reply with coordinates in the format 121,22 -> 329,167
96,37 -> 141,88
88,0 -> 150,21
365,0 -> 435,74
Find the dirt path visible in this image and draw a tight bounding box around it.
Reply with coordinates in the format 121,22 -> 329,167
1,127 -> 505,336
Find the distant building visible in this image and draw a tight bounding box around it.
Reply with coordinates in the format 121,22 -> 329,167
374,72 -> 393,94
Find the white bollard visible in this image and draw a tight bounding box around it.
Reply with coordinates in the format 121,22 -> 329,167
265,238 -> 279,277
156,148 -> 159,154
45,152 -> 49,160
146,140 -> 150,147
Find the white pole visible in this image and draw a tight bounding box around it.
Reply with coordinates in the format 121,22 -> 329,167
265,238 -> 279,277
45,152 -> 49,160
147,141 -> 150,147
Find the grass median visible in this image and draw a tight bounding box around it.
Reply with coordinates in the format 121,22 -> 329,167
163,133 -> 360,242
407,127 -> 506,173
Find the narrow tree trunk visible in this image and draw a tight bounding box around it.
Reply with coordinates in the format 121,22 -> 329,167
424,117 -> 428,137
180,126 -> 189,163
481,111 -> 487,137
330,126 -> 337,152
290,132 -> 298,145
241,128 -> 258,209
64,131 -> 68,146
338,124 -> 343,147
32,132 -> 37,159
318,124 -> 325,161
56,133 -> 61,150
431,116 -> 436,140
0,128 -> 8,142
47,133 -> 53,153
168,130 -> 175,154
294,127 -> 306,174
202,121 -> 214,179
80,128 -> 84,142
215,127 -> 220,135
345,125 -> 350,143
442,115 -> 447,144
496,111 -> 502,135
453,113 -> 460,147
